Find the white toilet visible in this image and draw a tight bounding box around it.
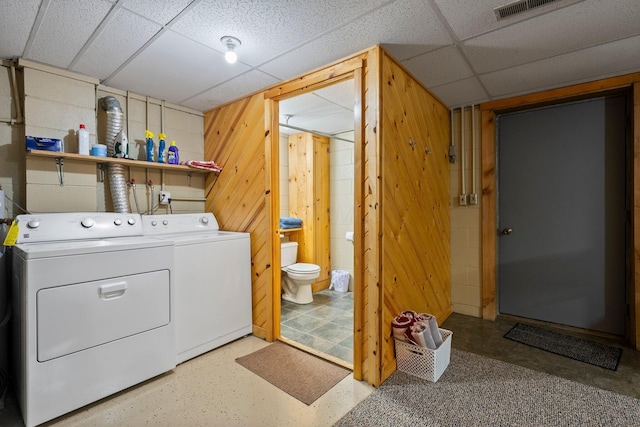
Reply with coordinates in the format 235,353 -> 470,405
281,241 -> 320,304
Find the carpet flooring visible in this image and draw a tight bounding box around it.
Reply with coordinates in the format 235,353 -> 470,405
504,323 -> 622,370
235,341 -> 350,405
335,348 -> 640,426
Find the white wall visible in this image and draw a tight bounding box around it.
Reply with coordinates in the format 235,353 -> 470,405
329,132 -> 355,290
12,61 -> 205,215
449,106 -> 482,317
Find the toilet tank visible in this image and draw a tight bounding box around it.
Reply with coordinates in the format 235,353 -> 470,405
281,242 -> 298,267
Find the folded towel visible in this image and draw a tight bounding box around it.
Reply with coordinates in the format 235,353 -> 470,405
420,324 -> 437,350
180,160 -> 222,172
279,223 -> 301,229
401,310 -> 418,320
391,315 -> 413,341
416,313 -> 443,348
280,217 -> 303,225
407,323 -> 427,348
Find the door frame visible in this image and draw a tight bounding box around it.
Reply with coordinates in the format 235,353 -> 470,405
479,72 -> 640,348
264,58 -> 365,377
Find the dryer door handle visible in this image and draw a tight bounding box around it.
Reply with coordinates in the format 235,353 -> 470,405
98,281 -> 128,300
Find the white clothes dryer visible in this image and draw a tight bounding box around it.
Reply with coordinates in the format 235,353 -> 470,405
142,213 -> 252,364
11,212 -> 175,427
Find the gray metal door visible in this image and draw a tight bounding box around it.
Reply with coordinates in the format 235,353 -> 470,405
498,95 -> 627,335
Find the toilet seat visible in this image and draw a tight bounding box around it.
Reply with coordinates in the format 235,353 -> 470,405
284,263 -> 320,274
283,263 -> 320,281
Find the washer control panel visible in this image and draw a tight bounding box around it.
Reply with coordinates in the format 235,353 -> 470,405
141,213 -> 219,235
15,212 -> 143,243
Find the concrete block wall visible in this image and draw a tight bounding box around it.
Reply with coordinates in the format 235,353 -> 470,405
449,106 -> 483,317
15,60 -> 205,215
0,63 -> 25,218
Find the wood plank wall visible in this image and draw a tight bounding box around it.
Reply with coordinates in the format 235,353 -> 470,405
204,93 -> 273,339
287,132 -> 331,290
202,46 -> 452,386
378,52 -> 452,382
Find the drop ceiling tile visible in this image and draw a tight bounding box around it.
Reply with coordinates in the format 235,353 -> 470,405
260,0 -> 451,80
27,0 -> 112,69
171,0 -> 390,67
181,69 -> 279,112
381,44 -> 441,62
122,0 -> 193,25
72,8 -> 161,80
463,0 -> 640,74
480,34 -> 640,99
433,0 -> 583,41
401,45 -> 474,88
0,0 -> 41,58
429,77 -> 488,108
107,31 -> 249,106
311,80 -> 355,111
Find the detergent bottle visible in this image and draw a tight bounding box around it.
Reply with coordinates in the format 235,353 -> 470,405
77,124 -> 90,155
145,130 -> 155,162
157,133 -> 167,163
168,140 -> 179,165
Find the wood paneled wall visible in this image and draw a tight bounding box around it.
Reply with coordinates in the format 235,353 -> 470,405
378,52 -> 452,381
203,46 -> 451,386
204,93 -> 273,339
287,132 -> 331,290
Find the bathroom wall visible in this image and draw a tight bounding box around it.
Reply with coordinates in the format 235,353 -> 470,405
279,132 -> 355,289
15,60 -> 204,214
449,107 -> 482,317
329,132 -> 355,290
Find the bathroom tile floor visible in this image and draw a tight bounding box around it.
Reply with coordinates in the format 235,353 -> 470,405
280,289 -> 354,365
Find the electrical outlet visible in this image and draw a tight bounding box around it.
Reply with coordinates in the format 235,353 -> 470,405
469,193 -> 478,205
459,194 -> 467,206
159,191 -> 171,205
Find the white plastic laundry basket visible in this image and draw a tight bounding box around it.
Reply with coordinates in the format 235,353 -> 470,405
395,328 -> 452,382
330,270 -> 350,292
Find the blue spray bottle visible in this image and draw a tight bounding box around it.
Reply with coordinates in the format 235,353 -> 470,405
157,133 -> 167,163
145,130 -> 155,162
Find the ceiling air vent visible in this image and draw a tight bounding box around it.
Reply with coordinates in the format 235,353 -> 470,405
494,0 -> 560,21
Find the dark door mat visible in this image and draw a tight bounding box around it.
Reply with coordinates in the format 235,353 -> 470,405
504,323 -> 622,370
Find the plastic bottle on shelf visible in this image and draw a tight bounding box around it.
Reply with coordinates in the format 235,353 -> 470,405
168,140 -> 179,164
78,124 -> 90,155
145,130 -> 155,162
157,133 -> 167,163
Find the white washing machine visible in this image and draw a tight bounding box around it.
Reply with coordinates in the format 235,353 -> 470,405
11,212 -> 175,427
141,213 -> 252,364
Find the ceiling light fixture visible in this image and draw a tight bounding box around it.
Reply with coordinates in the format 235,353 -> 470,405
221,36 -> 241,64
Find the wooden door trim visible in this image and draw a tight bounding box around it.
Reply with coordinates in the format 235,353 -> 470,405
480,72 -> 640,349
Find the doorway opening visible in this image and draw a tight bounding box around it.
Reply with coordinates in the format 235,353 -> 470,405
274,78 -> 357,367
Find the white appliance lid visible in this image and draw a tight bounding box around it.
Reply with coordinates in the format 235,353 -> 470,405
286,263 -> 320,273
14,236 -> 171,259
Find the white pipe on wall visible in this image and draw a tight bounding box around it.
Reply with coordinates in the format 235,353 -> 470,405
10,62 -> 23,123
471,105 -> 476,196
460,107 -> 467,205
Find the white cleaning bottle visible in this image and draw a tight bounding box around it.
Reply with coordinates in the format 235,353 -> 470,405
78,124 -> 90,155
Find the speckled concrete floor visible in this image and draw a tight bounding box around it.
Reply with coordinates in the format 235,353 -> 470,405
441,312 -> 640,399
2,313 -> 639,426
0,336 -> 374,427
